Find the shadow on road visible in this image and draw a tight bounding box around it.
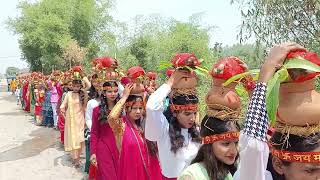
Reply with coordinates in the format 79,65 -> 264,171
53,153 -> 85,172
0,90 -> 87,178
0,127 -> 61,162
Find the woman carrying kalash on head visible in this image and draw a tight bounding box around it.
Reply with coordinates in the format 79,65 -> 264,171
179,55 -> 254,180
234,42 -> 320,180
89,57 -> 121,180
146,69 -> 202,180
60,66 -> 89,167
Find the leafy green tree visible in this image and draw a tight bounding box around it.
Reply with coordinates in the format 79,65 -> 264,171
234,0 -> 320,52
7,0 -> 114,74
223,43 -> 265,68
129,36 -> 151,70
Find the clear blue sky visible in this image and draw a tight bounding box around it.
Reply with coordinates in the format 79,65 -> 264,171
0,0 -> 243,73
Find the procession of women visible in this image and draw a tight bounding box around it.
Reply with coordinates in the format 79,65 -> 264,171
13,42 -> 320,180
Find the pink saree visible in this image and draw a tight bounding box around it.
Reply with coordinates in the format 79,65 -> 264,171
118,116 -> 162,180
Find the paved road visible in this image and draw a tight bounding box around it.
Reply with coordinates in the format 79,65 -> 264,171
0,78 -> 8,92
0,80 -> 86,180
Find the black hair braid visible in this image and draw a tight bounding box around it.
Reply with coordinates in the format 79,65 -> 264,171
98,93 -> 109,123
168,117 -> 185,154
189,124 -> 201,143
88,85 -> 99,100
146,139 -> 158,157
78,89 -> 86,107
